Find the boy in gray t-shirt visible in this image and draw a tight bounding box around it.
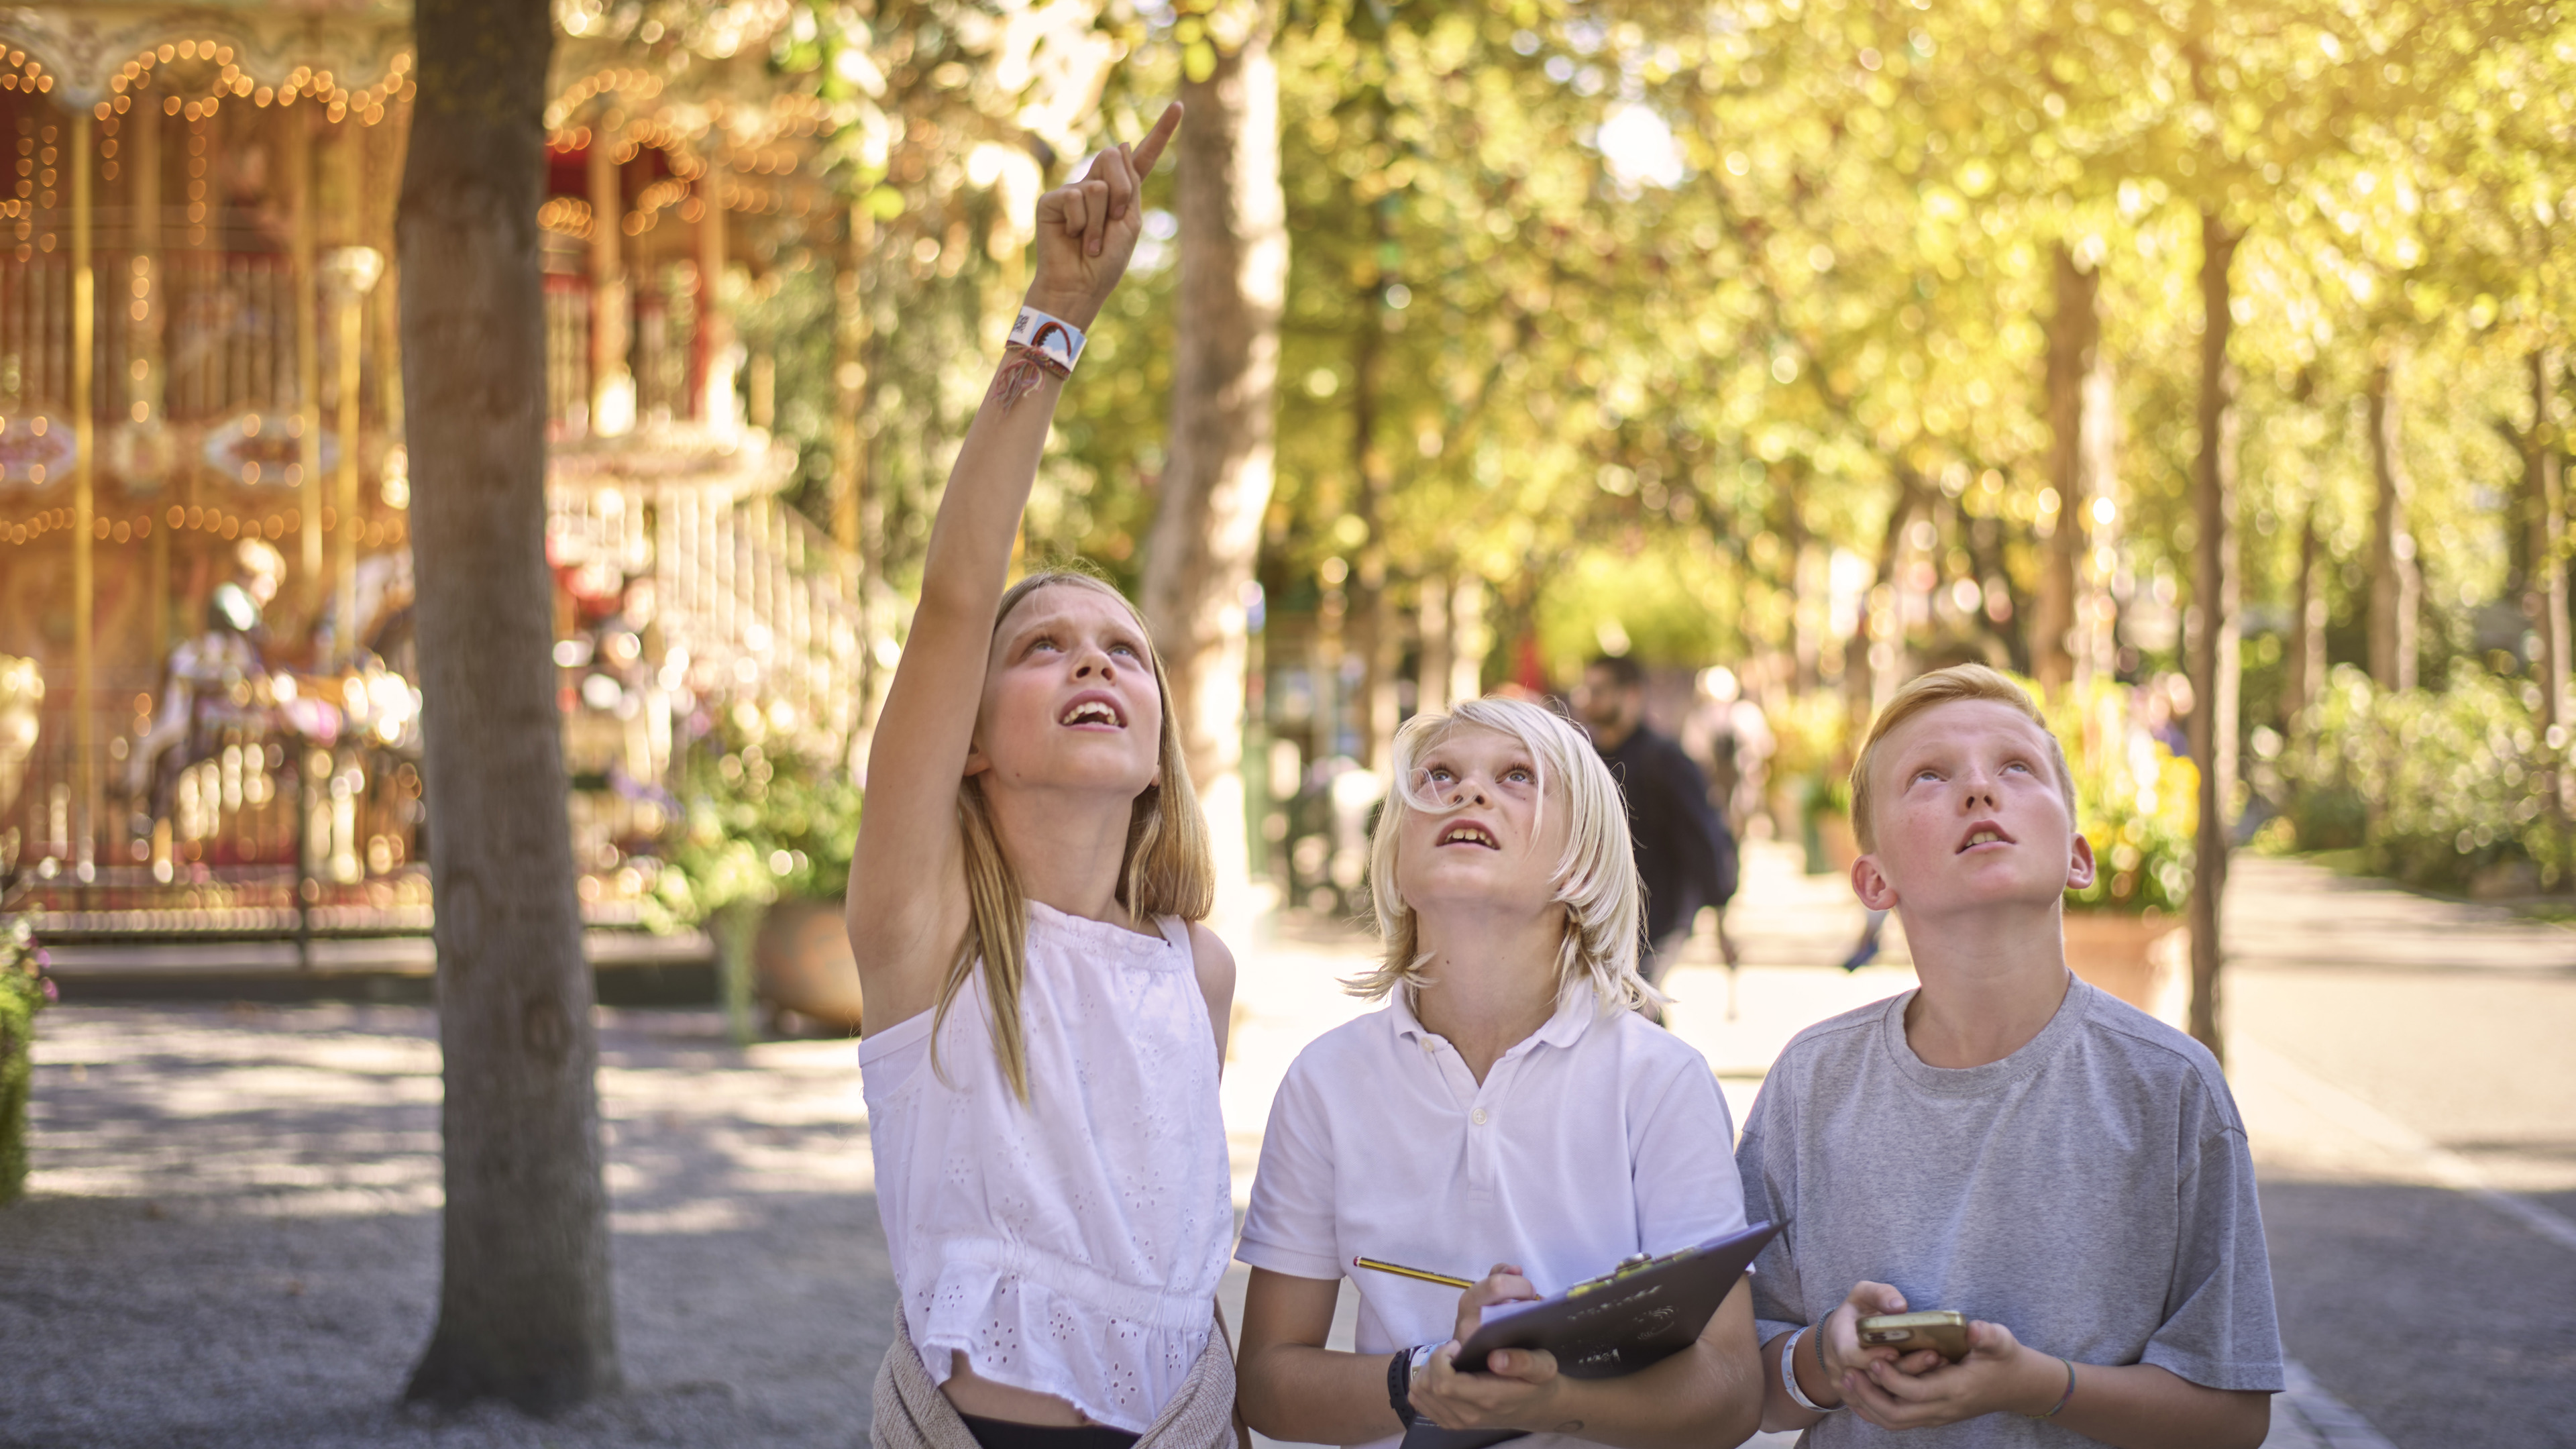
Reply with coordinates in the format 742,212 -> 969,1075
1738,665 -> 2282,1446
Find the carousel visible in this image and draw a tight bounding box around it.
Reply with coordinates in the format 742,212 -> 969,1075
0,2 -> 867,938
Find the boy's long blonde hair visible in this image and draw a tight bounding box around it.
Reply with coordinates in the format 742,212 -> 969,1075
1348,696 -> 1652,1013
1848,663 -> 2078,851
936,570 -> 1214,1099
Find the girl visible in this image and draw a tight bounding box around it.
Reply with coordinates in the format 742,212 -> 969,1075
1234,697 -> 1766,1449
847,104 -> 1240,1449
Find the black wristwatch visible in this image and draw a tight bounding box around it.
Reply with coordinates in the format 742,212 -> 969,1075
1389,1343 -> 1438,1428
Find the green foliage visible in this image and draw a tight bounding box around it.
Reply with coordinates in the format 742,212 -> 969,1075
708,0 -> 2574,878
2278,663 -> 2571,894
1768,692 -> 1855,814
645,701 -> 865,931
0,913 -> 52,1205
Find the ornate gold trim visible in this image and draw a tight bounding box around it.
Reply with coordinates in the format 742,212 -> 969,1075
0,5 -> 411,106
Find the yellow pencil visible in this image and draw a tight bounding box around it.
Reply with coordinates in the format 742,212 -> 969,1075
1352,1256 -> 1475,1290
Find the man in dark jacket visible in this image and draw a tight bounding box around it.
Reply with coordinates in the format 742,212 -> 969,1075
1573,655 -> 1739,998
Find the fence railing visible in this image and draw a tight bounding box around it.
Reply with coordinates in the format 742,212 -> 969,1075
6,451 -> 902,936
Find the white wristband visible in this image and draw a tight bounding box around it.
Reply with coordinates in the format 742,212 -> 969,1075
1008,307 -> 1085,375
1780,1326 -> 1837,1413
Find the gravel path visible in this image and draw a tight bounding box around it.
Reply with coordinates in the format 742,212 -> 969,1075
2,1004 -> 893,1448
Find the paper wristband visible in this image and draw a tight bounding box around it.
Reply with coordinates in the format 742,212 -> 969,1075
1780,1326 -> 1837,1414
1009,307 -> 1086,375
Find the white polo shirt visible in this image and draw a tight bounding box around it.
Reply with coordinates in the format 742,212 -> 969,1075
1238,983 -> 1748,1449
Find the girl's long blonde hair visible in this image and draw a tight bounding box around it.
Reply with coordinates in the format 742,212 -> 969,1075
935,570 -> 1214,1099
1348,696 -> 1653,1014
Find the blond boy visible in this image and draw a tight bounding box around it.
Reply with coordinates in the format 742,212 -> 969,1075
1735,665 -> 2282,1447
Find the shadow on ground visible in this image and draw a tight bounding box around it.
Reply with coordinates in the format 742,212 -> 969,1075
2260,1173 -> 2576,1449
0,1006 -> 894,1448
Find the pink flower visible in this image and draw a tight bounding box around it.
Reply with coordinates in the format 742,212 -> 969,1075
40,977 -> 56,1002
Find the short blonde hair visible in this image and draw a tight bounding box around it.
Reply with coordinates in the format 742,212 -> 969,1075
1348,696 -> 1652,1012
1849,664 -> 2078,852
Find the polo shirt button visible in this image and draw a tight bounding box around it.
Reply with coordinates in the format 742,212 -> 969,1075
1471,1108 -> 1489,1126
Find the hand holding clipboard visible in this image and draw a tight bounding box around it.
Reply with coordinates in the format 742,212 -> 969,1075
1384,1220 -> 1782,1449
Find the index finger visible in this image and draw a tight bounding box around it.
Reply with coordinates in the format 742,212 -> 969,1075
1130,101 -> 1183,174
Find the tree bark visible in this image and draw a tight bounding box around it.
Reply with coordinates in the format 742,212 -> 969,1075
1417,571 -> 1452,718
2365,354 -> 2420,692
1848,470 -> 1922,719
2524,350 -> 2568,738
2185,210 -> 2241,1064
400,0 -> 619,1411
1140,10 -> 1287,934
1782,500 -> 1820,694
2034,244 -> 2104,694
2284,499 -> 2326,730
1347,213 -> 1400,772
2522,348 -> 2571,828
1448,574 -> 1487,707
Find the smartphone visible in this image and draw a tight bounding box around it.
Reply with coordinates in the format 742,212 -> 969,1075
1854,1309 -> 1970,1362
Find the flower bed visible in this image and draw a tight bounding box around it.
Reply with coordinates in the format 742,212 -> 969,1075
2044,680 -> 2198,916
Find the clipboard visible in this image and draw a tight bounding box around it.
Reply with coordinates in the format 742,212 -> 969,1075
1397,1219 -> 1781,1449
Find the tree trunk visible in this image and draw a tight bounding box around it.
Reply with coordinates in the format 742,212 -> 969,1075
2524,350 -> 2568,738
1448,574 -> 1487,706
1782,500 -> 1820,694
2034,244 -> 2103,694
1417,571 -> 1452,718
1849,471 -> 1921,719
2366,354 -> 2420,692
400,0 -> 619,1411
1347,218 -> 1399,772
2185,210 -> 2241,1064
2523,349 -> 2571,828
2284,499 -> 2326,729
1140,11 -> 1287,935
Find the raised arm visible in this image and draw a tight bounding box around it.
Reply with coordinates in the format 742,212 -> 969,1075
846,104 -> 1182,1031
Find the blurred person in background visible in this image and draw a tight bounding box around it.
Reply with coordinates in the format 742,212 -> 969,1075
1693,667 -> 1774,843
1573,656 -> 1739,1013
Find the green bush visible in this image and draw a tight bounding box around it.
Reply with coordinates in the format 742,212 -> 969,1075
1769,692 -> 1855,801
2043,681 -> 2198,916
642,701 -> 865,932
2280,663 -> 2571,894
1,913 -> 54,1204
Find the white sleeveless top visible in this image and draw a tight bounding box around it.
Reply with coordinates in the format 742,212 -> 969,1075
858,902 -> 1232,1432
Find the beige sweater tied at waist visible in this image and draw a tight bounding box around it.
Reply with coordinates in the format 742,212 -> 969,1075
871,1308 -> 1244,1449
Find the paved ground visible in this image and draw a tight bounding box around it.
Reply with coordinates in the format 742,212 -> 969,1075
4,844 -> 2571,1446
2216,859 -> 2576,1449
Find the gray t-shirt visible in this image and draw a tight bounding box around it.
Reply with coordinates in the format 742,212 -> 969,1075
1737,978 -> 2283,1446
